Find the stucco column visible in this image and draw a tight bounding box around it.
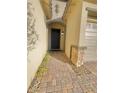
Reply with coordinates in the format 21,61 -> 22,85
77,3 -> 88,67
79,3 -> 88,47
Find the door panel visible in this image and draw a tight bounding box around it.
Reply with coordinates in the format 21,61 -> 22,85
51,29 -> 60,49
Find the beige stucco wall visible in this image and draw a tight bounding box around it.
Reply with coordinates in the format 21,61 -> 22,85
27,0 -> 48,88
65,0 -> 83,58
48,23 -> 65,50
52,0 -> 66,19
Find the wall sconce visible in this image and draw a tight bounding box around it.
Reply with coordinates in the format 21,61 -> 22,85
61,31 -> 64,36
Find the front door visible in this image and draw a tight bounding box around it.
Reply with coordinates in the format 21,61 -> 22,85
51,29 -> 60,49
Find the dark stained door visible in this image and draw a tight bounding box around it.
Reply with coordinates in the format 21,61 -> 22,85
51,29 -> 60,49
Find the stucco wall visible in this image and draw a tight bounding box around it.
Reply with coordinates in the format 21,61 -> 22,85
27,0 -> 48,88
52,0 -> 66,19
48,23 -> 65,50
65,0 -> 83,58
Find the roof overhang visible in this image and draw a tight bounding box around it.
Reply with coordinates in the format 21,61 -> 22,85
40,0 -> 52,19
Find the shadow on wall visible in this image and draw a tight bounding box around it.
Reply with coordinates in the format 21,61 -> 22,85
27,1 -> 39,54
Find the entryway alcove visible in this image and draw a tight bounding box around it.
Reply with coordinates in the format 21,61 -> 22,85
47,20 -> 65,51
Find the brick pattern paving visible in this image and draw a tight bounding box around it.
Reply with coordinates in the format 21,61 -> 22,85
84,62 -> 97,75
71,64 -> 97,93
28,51 -> 97,93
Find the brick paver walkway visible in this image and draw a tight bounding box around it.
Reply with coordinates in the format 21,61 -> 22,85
28,51 -> 96,93
84,62 -> 97,76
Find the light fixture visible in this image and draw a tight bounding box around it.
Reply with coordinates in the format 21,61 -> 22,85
61,31 -> 64,35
